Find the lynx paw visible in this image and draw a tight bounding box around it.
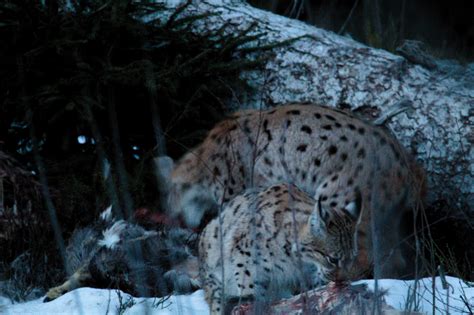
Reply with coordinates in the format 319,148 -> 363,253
43,286 -> 68,302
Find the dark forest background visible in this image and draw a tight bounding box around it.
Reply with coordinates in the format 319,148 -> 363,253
0,0 -> 472,301
250,0 -> 474,61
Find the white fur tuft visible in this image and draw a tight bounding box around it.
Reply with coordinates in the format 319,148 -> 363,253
99,205 -> 113,222
98,220 -> 127,249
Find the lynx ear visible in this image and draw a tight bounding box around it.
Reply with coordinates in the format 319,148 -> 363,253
343,191 -> 362,221
317,196 -> 331,224
309,196 -> 331,236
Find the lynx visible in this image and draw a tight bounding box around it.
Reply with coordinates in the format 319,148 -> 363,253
199,183 -> 362,314
157,104 -> 425,277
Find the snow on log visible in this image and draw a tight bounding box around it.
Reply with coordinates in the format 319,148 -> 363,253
152,0 -> 473,209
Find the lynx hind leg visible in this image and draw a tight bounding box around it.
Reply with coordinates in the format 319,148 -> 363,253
44,265 -> 92,302
376,235 -> 408,279
382,248 -> 407,278
370,225 -> 410,279
375,205 -> 411,278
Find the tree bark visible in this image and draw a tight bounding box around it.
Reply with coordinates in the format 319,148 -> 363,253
152,0 -> 473,210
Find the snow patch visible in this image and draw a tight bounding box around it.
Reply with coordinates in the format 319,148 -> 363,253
1,288 -> 208,315
356,277 -> 474,314
2,277 -> 473,314
0,295 -> 12,306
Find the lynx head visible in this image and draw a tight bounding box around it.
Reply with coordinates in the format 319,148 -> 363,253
308,191 -> 362,281
155,155 -> 217,228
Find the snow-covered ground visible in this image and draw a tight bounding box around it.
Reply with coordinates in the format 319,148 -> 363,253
355,277 -> 474,314
1,277 -> 472,314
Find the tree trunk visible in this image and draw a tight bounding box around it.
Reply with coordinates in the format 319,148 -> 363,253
152,0 -> 473,210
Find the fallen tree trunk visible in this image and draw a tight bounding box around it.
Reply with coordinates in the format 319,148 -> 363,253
151,0 -> 473,211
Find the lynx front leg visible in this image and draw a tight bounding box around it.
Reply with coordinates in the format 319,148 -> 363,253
379,247 -> 407,278
204,273 -> 246,314
201,271 -> 224,315
44,265 -> 92,302
205,284 -> 226,315
374,221 -> 409,278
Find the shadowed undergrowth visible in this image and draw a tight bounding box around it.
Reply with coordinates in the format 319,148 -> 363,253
0,0 -> 265,300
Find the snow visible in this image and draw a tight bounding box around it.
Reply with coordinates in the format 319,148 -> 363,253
1,277 -> 472,314
0,289 -> 209,315
356,276 -> 474,314
0,296 -> 12,306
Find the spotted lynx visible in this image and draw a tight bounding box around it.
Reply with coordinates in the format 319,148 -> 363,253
157,104 -> 425,277
199,183 -> 362,314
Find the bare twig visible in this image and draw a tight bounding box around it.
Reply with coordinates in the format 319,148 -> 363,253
373,99 -> 413,125
338,0 -> 360,35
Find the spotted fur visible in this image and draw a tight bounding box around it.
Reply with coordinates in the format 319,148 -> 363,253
157,104 -> 425,278
199,183 -> 362,314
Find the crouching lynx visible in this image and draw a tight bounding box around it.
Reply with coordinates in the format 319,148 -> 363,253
157,104 -> 425,278
199,183 -> 362,314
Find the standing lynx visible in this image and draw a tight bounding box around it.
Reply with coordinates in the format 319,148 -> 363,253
157,104 -> 425,277
199,183 -> 362,314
